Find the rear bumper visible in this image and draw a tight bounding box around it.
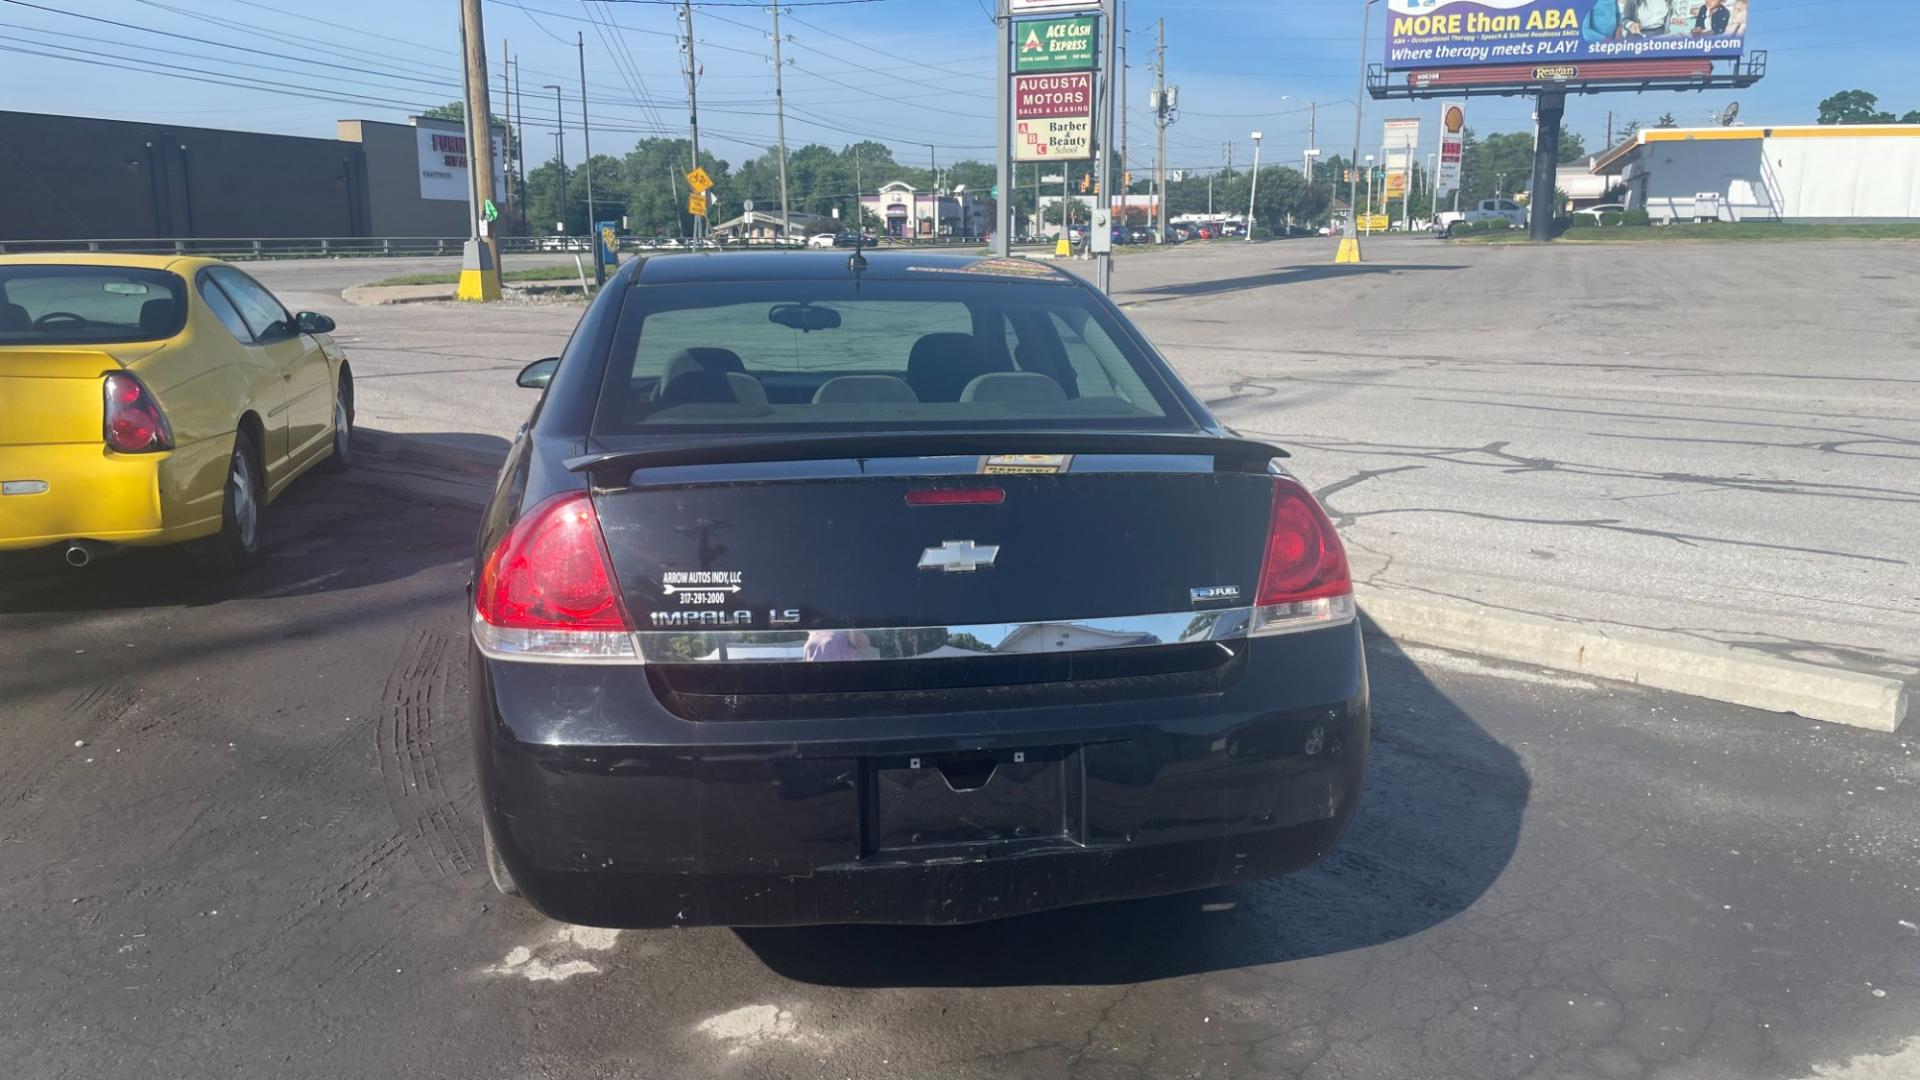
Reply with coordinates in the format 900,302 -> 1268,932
0,440 -> 223,551
472,622 -> 1371,928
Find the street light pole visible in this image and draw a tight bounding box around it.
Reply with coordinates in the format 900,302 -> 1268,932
577,32 -> 599,285
1245,130 -> 1262,242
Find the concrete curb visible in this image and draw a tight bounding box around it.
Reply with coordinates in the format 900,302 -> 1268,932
1357,588 -> 1909,733
343,280 -> 589,306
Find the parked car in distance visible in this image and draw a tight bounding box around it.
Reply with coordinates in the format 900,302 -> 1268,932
0,254 -> 353,568
1128,226 -> 1152,243
1432,198 -> 1527,236
472,251 -> 1371,928
1572,202 -> 1629,224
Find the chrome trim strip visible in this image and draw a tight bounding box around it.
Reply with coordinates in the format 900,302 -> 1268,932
473,601 -> 1357,666
630,607 -> 1259,664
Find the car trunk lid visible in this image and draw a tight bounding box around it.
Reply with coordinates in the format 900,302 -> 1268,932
0,349 -> 128,446
582,432 -> 1283,637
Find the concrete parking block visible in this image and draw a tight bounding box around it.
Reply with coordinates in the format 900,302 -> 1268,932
1359,587 -> 1909,732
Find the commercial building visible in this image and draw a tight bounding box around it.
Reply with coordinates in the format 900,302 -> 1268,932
709,210 -> 838,242
860,181 -> 992,239
1591,124 -> 1920,223
0,110 -> 503,244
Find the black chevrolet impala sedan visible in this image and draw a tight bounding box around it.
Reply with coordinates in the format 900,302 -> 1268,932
470,250 -> 1369,928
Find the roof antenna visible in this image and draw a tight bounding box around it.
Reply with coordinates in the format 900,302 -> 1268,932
847,229 -> 868,281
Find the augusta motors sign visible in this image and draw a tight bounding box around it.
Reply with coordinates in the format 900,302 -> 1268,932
1014,72 -> 1093,118
1015,16 -> 1097,73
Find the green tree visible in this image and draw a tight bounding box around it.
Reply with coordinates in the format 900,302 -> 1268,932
1817,90 -> 1898,125
1904,110 -> 1920,123
1655,112 -> 1679,128
613,138 -> 731,239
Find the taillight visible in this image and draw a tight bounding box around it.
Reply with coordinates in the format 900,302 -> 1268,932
1251,475 -> 1355,637
103,373 -> 173,453
473,492 -> 636,661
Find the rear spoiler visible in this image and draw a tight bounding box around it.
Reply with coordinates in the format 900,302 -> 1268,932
565,430 -> 1287,477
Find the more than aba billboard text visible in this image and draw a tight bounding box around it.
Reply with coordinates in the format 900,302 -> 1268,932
1384,0 -> 1749,71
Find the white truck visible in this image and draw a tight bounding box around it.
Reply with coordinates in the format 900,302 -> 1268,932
1432,198 -> 1527,237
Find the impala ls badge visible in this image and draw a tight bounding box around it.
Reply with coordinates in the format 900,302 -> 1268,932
919,540 -> 1000,573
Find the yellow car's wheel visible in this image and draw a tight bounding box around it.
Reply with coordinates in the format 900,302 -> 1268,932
192,430 -> 264,572
321,372 -> 354,474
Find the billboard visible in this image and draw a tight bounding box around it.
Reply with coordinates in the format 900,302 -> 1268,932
1384,0 -> 1750,71
1435,103 -> 1465,197
415,121 -> 505,203
1015,16 -> 1098,73
1384,118 -> 1420,150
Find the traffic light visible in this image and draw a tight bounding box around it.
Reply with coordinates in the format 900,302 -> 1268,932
1123,171 -> 1132,187
1079,174 -> 1091,193
1343,169 -> 1354,182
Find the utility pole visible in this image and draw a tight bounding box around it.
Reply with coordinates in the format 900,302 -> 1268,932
545,84 -> 565,235
770,2 -> 792,245
513,57 -> 526,210
1151,18 -> 1168,243
457,0 -> 500,300
1118,0 -> 1127,207
500,38 -> 511,219
1337,0 -> 1373,263
1605,109 -> 1614,148
928,144 -> 938,240
577,31 -> 599,284
679,0 -> 703,244
1095,0 -> 1117,291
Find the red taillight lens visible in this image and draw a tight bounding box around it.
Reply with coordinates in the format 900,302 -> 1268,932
475,493 -> 635,664
103,373 -> 173,453
1252,476 -> 1355,636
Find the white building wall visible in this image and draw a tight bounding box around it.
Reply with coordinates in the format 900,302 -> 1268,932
1629,131 -> 1920,223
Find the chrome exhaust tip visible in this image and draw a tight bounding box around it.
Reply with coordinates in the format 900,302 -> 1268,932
63,541 -> 97,568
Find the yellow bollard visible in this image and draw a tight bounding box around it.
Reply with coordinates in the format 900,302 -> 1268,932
456,267 -> 502,301
1334,237 -> 1362,264
1054,234 -> 1072,258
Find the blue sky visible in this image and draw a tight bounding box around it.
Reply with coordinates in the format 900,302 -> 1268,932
3,0 -> 1915,178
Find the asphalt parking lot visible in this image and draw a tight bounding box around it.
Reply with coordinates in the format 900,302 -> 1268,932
1,450 -> 1916,1079
4,239 -> 1915,1079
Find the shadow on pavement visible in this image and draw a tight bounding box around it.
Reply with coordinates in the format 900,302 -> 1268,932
738,619 -> 1529,988
1128,263 -> 1465,301
0,466 -> 478,617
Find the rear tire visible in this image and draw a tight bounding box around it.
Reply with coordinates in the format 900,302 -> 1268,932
321,373 -> 353,474
192,430 -> 263,572
483,819 -> 520,897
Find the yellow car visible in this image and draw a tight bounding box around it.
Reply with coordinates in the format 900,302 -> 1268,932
0,254 -> 353,568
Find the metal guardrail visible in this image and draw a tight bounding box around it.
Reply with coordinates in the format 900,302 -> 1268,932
0,234 -> 1003,261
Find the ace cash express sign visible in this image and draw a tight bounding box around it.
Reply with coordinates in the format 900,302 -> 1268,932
1014,71 -> 1094,161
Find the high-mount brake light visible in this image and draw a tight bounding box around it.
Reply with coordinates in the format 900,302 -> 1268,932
905,488 -> 1006,506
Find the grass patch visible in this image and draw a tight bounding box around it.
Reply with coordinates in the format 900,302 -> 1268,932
366,264 -> 584,287
1453,222 -> 1920,245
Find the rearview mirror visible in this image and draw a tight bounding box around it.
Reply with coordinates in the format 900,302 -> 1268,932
294,311 -> 336,334
768,303 -> 841,333
517,357 -> 560,390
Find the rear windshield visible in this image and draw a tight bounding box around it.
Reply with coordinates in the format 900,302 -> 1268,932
0,266 -> 188,346
592,276 -> 1186,436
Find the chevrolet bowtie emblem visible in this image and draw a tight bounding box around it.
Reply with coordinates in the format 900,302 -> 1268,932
918,540 -> 1000,573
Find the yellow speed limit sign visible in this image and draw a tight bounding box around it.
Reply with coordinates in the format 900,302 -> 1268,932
685,166 -> 714,193
686,191 -> 709,216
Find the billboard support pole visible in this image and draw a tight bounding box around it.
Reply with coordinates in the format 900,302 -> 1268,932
1096,0 -> 1117,292
993,0 -> 1010,257
1529,90 -> 1564,242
